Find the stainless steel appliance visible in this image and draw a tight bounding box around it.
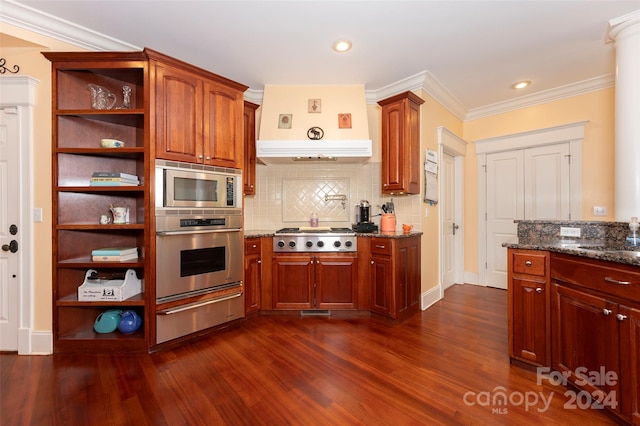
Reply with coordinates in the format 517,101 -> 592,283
273,227 -> 357,253
154,160 -> 244,344
353,199 -> 378,233
155,159 -> 241,209
155,213 -> 244,344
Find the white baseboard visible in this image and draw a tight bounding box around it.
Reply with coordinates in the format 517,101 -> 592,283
464,272 -> 480,286
19,329 -> 53,355
421,285 -> 442,310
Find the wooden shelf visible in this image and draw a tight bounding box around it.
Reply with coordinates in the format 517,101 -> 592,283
57,257 -> 145,268
57,293 -> 146,306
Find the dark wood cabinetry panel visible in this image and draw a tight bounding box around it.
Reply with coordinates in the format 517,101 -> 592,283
378,91 -> 424,195
272,254 -> 314,309
244,238 -> 262,314
243,101 -> 259,195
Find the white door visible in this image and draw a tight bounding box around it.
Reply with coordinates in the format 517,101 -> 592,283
485,150 -> 524,289
524,144 -> 571,220
441,152 -> 456,290
0,107 -> 20,350
485,143 -> 571,289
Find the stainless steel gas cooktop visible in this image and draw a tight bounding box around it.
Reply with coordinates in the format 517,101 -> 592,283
273,227 -> 356,253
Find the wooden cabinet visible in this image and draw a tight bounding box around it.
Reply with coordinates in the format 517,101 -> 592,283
550,252 -> 640,423
272,253 -> 357,310
368,235 -> 421,320
244,237 -> 262,314
243,101 -> 259,195
507,249 -> 550,366
153,56 -> 247,168
377,91 -> 424,195
44,51 -> 150,353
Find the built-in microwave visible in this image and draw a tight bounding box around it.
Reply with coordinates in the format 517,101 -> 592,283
155,159 -> 242,210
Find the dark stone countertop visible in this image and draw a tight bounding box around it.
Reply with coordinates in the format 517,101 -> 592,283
504,238 -> 640,267
244,230 -> 423,239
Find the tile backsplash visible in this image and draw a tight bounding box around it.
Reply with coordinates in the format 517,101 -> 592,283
244,161 -> 423,231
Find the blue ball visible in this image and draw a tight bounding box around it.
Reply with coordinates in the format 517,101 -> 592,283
118,310 -> 142,334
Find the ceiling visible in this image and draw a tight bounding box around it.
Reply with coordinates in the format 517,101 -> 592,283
4,0 -> 640,116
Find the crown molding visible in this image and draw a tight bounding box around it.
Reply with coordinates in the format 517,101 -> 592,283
1,0 -> 618,122
0,0 -> 139,51
465,74 -> 615,121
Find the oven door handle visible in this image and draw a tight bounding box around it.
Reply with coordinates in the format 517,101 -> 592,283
157,292 -> 243,315
156,228 -> 242,236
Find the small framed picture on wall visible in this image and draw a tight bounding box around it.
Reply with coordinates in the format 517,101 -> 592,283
278,114 -> 293,129
338,113 -> 352,129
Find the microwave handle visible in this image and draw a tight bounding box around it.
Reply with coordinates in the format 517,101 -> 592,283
156,228 -> 242,236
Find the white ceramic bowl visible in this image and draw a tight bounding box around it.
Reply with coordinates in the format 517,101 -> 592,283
100,138 -> 125,148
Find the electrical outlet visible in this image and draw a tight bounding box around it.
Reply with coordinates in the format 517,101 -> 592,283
593,206 -> 607,216
560,227 -> 581,237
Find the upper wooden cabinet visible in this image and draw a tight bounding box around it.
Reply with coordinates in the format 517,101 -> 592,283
243,101 -> 259,195
378,91 -> 424,195
152,52 -> 247,169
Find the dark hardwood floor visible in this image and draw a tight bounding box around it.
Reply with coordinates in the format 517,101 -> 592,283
1,284 -> 618,425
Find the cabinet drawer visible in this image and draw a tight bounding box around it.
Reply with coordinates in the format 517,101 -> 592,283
244,238 -> 261,255
551,253 -> 640,301
370,239 -> 392,256
513,252 -> 547,276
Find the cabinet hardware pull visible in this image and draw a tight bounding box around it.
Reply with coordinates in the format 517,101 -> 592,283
370,260 -> 374,264
525,260 -> 532,266
375,245 -> 386,249
535,287 -> 542,294
252,244 -> 257,248
616,313 -> 628,321
602,308 -> 612,316
257,260 -> 261,264
604,277 -> 631,285
158,292 -> 242,315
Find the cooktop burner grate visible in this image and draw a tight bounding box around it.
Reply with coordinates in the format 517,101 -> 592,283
275,227 -> 354,234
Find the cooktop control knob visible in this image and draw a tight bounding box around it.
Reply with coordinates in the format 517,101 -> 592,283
288,241 -> 296,248
277,240 -> 285,248
334,241 -> 341,248
317,241 -> 324,248
306,241 -> 313,248
345,241 -> 353,248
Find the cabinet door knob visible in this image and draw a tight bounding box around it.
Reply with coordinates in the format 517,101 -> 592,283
370,260 -> 374,264
535,287 -> 542,294
525,260 -> 532,267
198,155 -> 204,159
602,308 -> 612,316
257,260 -> 261,264
616,313 -> 628,321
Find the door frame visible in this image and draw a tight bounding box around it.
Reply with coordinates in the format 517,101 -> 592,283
0,76 -> 38,354
437,127 -> 467,299
475,121 -> 585,287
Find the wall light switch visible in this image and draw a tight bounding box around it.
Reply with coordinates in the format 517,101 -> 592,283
33,208 -> 43,222
593,206 -> 607,216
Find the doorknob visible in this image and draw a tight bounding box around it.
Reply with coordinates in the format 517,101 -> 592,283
2,240 -> 18,253
453,223 -> 460,235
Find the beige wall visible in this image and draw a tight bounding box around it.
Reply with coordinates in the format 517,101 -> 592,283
418,91 -> 465,292
462,88 -> 616,275
2,23 -> 86,331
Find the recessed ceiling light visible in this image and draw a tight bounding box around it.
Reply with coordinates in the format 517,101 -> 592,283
333,40 -> 352,53
512,81 -> 531,89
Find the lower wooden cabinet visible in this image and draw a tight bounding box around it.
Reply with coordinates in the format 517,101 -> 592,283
508,249 -> 550,366
368,235 -> 421,320
244,238 -> 262,314
271,253 -> 357,310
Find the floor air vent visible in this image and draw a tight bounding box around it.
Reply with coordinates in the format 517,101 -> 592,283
301,310 -> 330,316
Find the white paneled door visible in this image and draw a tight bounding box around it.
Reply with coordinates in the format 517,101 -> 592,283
442,152 -> 457,290
485,143 -> 571,289
0,107 -> 20,350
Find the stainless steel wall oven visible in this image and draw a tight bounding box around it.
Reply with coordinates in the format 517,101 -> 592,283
154,161 -> 244,344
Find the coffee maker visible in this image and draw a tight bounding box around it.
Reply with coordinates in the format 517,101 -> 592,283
353,200 -> 378,233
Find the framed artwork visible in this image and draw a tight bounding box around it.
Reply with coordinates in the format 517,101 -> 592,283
338,113 -> 352,129
278,114 -> 292,129
308,99 -> 321,113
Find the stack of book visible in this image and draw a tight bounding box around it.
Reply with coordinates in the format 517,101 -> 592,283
91,247 -> 139,262
90,171 -> 140,186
